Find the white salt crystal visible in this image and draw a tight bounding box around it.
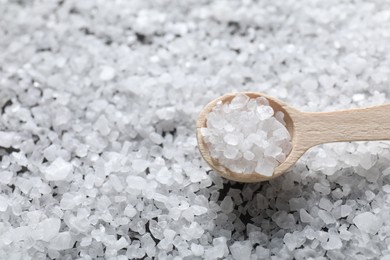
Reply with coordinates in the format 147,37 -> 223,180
0,195 -> 8,212
256,105 -> 274,120
283,233 -> 298,251
383,185 -> 390,193
353,212 -> 382,235
220,196 -> 234,213
229,241 -> 252,260
300,209 -> 314,223
255,160 -> 274,177
319,198 -> 333,211
0,131 -> 16,148
272,211 -> 295,229
229,94 -> 249,109
340,205 -> 352,218
323,234 -> 342,250
126,176 -> 147,190
0,171 -> 13,184
49,232 -> 72,250
44,157 -> 73,181
99,66 -> 116,81
132,159 -> 150,173
34,218 -> 61,242
94,115 -> 111,136
150,132 -> 164,144
243,151 -> 255,161
318,209 -> 336,224
191,243 -> 204,256
223,146 -> 239,159
224,133 -> 239,145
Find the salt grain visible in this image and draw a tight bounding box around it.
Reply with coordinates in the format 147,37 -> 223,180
44,157 -> 73,181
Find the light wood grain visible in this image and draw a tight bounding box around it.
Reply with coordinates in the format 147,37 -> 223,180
196,92 -> 390,183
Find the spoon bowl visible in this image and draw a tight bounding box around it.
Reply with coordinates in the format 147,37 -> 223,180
196,92 -> 390,183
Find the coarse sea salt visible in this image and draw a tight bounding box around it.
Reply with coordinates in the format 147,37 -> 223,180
201,94 -> 292,176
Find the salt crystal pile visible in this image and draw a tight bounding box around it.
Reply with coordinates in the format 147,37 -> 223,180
201,94 -> 292,176
1,0 -> 390,259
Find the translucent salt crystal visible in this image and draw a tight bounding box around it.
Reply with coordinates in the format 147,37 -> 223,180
230,241 -> 252,260
255,160 -> 274,177
340,205 -> 352,218
229,94 -> 249,109
132,159 -> 150,173
220,196 -> 234,213
319,198 -> 333,211
223,146 -> 238,159
224,124 -> 235,132
289,197 -> 307,211
0,131 -> 16,148
149,132 -> 163,144
114,237 -> 129,250
318,209 -> 336,224
272,211 -> 295,229
191,243 -> 204,256
0,195 -> 8,212
256,97 -> 269,106
180,222 -> 203,240
243,151 -> 255,161
204,237 -> 228,259
49,232 -> 72,250
383,185 -> 390,193
299,209 -> 314,223
323,234 -> 342,250
126,176 -> 147,190
224,133 -> 239,145
34,218 -> 61,242
93,115 -> 111,136
99,66 -> 116,81
256,105 -> 274,120
246,99 -> 257,111
44,157 -> 73,181
264,145 -> 282,157
163,229 -> 176,243
0,171 -> 13,184
353,212 -> 382,234
283,233 -> 298,251
274,111 -> 285,125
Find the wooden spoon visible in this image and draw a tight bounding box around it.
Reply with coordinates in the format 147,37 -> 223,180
196,92 -> 390,183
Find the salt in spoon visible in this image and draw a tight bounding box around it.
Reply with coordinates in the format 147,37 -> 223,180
196,92 -> 390,183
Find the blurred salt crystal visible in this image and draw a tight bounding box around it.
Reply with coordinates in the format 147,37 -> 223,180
126,176 -> 147,190
132,159 -> 150,173
49,232 -> 73,250
0,131 -> 16,148
94,115 -> 111,136
99,66 -> 116,81
0,171 -> 13,184
353,212 -> 382,235
44,157 -> 73,181
230,241 -> 252,260
34,218 -> 61,242
220,196 -> 234,213
0,195 -> 8,212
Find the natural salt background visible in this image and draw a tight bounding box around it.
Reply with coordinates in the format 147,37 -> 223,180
1,0 -> 390,259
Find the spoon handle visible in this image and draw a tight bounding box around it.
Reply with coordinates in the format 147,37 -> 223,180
297,104 -> 390,148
